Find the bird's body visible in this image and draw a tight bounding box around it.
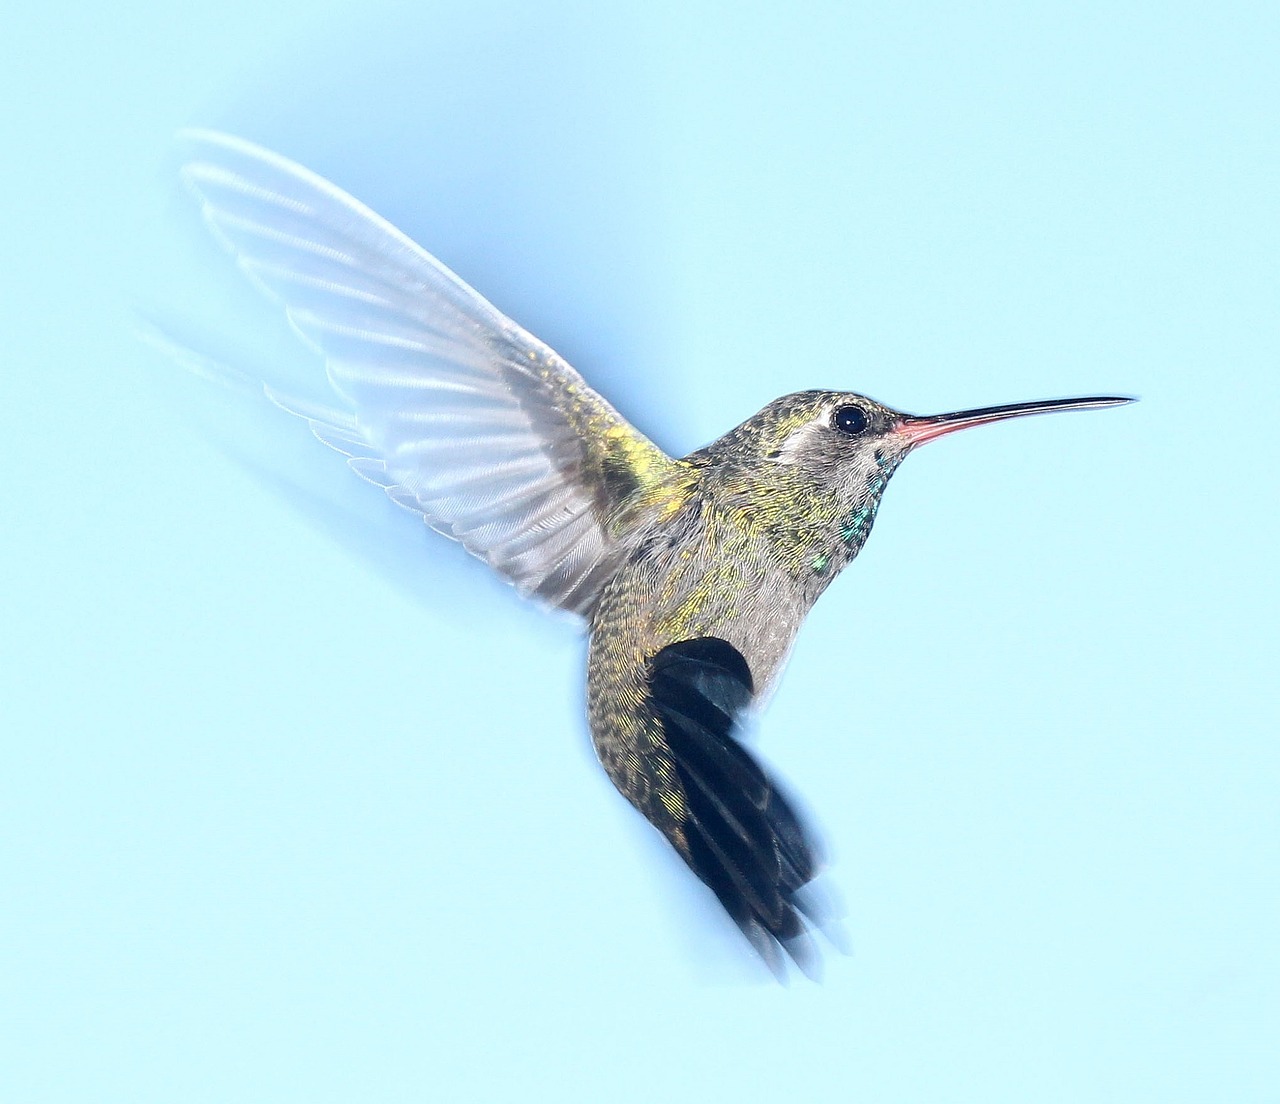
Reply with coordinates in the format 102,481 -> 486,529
175,131 -> 1131,974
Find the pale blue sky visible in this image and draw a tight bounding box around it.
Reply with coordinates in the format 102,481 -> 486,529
4,2 -> 1277,1101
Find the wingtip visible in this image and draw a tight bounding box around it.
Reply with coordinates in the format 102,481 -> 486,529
135,317 -> 264,395
176,127 -> 255,154
174,129 -> 307,190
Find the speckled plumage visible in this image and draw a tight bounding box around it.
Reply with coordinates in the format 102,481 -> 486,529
582,391 -> 913,967
177,131 -> 1132,976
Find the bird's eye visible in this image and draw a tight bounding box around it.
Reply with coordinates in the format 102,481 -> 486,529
832,404 -> 869,435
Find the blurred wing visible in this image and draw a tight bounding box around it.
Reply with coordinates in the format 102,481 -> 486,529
646,638 -> 825,976
180,130 -> 676,616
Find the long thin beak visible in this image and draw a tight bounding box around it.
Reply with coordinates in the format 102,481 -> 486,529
896,395 -> 1135,446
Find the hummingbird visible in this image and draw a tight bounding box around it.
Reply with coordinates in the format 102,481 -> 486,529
177,131 -> 1132,976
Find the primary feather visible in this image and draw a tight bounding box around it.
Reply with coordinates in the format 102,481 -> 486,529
175,133 -> 831,976
180,130 -> 674,616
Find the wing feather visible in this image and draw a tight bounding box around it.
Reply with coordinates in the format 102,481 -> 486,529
646,637 -> 826,975
181,130 -> 677,615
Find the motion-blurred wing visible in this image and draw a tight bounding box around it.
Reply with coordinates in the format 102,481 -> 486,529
181,130 -> 676,616
646,638 -> 825,974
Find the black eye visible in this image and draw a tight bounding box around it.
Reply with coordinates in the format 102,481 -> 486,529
832,404 -> 869,435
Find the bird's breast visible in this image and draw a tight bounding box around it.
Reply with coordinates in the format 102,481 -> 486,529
598,508 -> 820,701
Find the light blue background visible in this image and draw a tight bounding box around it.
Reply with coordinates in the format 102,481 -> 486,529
4,2 -> 1277,1101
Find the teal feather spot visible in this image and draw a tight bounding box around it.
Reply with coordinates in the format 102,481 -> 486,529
841,502 -> 879,548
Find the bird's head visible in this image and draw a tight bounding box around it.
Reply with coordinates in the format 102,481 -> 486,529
696,389 -> 1132,552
